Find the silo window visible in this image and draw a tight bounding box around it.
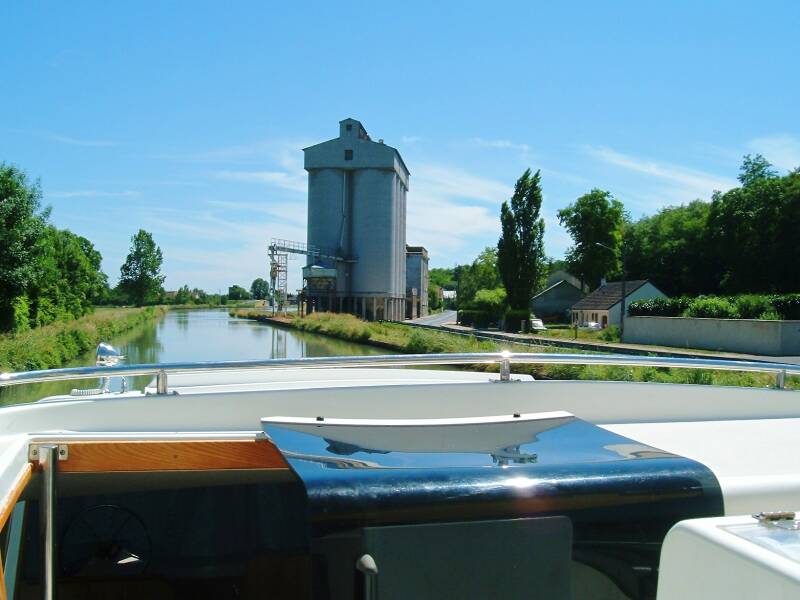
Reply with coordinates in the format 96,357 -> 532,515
344,149 -> 353,161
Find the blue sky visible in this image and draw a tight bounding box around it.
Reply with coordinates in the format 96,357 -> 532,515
2,1 -> 799,292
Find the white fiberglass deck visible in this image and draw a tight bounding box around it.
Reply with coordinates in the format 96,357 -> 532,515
1,368 -> 799,516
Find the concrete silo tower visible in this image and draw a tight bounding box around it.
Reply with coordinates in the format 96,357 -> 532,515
303,119 -> 410,321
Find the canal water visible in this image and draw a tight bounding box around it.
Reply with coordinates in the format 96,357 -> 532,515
0,308 -> 383,406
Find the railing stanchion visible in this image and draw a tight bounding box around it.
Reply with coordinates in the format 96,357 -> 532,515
157,370 -> 168,394
39,444 -> 58,600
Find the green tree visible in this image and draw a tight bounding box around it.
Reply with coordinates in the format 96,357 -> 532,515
29,227 -> 108,325
173,285 -> 192,304
557,189 -> 625,290
625,200 -> 712,296
455,247 -> 502,308
0,164 -> 47,330
250,277 -> 269,300
738,154 -> 778,187
497,169 -> 546,310
227,285 -> 251,300
428,284 -> 442,311
118,230 -> 165,306
429,268 -> 455,290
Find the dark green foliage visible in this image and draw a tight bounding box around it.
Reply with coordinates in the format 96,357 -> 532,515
685,297 -> 740,319
227,284 -> 251,300
119,230 -> 165,306
557,189 -> 626,290
250,278 -> 269,300
0,164 -> 46,329
497,169 -> 546,311
772,294 -> 800,320
504,308 -> 531,333
625,201 -> 712,296
458,310 -> 492,328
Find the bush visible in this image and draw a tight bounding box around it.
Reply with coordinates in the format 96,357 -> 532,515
11,296 -> 30,333
599,325 -> 620,342
685,297 -> 740,319
458,309 -> 491,328
470,288 -> 507,321
628,296 -> 690,317
734,294 -> 774,319
772,294 -> 800,320
504,308 -> 531,332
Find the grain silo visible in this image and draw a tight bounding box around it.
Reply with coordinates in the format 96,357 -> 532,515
303,118 -> 410,321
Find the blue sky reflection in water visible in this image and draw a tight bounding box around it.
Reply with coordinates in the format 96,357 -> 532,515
0,309 -> 383,406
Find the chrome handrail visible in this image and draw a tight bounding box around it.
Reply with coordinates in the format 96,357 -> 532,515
1,352 -> 797,392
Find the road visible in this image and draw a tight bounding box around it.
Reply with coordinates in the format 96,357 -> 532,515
409,310 -> 457,326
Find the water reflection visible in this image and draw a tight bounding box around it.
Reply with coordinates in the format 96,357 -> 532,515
1,309 -> 383,406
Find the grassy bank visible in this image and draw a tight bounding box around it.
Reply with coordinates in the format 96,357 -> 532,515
0,306 -> 167,372
231,310 -> 797,389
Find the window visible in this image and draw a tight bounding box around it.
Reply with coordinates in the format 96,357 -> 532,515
344,149 -> 353,161
346,124 -> 352,131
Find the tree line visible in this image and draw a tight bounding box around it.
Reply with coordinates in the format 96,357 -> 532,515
1,163 -> 275,333
431,154 -> 799,328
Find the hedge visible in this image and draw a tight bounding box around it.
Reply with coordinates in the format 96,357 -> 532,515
628,293 -> 800,320
504,309 -> 531,332
458,310 -> 492,328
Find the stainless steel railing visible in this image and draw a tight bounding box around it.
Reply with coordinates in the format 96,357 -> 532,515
1,352 -> 798,392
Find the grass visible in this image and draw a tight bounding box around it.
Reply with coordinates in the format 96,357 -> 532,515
0,306 -> 167,372
230,310 -> 798,390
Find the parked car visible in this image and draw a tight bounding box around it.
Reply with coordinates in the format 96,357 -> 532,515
580,321 -> 602,330
530,318 -> 547,331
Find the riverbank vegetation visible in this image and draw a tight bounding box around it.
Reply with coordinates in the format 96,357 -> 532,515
231,310 -> 797,390
0,306 -> 166,372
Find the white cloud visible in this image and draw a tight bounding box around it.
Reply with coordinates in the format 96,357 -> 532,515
401,136 -> 422,144
469,137 -> 531,155
749,134 -> 800,172
215,170 -> 307,193
583,146 -> 737,209
46,133 -> 116,147
414,164 -> 512,205
47,190 -> 140,199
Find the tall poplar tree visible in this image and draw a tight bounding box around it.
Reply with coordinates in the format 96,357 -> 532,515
497,169 -> 546,310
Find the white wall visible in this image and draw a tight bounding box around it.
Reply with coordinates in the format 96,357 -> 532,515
624,316 -> 800,355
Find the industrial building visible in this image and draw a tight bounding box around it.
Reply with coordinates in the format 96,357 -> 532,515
405,245 -> 429,319
300,118 -> 428,321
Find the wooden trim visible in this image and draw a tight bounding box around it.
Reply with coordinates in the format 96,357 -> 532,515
54,440 -> 289,473
0,463 -> 32,533
1,549 -> 6,600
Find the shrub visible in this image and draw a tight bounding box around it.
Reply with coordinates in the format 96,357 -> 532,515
11,296 -> 30,333
628,296 -> 690,317
772,294 -> 800,320
734,294 -> 774,319
685,297 -> 740,319
599,325 -> 620,342
504,308 -> 531,332
759,309 -> 781,320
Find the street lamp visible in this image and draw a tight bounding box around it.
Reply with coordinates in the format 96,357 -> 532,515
596,242 -> 627,339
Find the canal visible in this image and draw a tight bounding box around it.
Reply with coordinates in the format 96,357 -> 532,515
0,308 -> 384,406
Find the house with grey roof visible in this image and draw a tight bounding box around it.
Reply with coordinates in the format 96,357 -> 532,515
570,280 -> 666,328
530,279 -> 586,322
